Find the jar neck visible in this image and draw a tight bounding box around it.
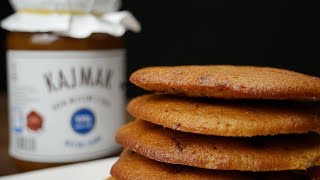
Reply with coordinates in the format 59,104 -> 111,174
7,32 -> 124,50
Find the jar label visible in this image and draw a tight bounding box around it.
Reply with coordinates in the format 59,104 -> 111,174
7,50 -> 125,163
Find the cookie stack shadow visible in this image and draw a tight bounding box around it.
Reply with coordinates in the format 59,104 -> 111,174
110,65 -> 320,179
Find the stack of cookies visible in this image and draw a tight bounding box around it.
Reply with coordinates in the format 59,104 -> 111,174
110,65 -> 320,179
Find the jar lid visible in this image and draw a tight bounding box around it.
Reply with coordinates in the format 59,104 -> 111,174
10,0 -> 120,15
1,0 -> 141,38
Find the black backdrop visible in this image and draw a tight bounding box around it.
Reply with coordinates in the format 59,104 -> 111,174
0,1 -> 319,97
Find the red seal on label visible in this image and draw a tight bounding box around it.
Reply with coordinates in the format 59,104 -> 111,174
27,111 -> 43,132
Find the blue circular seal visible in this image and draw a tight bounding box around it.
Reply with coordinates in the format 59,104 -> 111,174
71,108 -> 95,135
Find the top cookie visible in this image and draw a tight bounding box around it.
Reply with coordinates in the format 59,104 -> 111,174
130,65 -> 320,100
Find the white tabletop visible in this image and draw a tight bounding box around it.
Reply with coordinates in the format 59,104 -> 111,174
0,157 -> 118,180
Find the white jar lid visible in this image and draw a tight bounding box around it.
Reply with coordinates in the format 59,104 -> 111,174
1,0 -> 141,38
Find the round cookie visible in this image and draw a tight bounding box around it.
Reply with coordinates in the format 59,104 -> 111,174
111,150 -> 312,180
116,120 -> 320,171
127,94 -> 320,137
129,65 -> 320,100
111,149 -> 255,180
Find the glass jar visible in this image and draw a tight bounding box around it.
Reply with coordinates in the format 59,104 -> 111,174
7,32 -> 125,171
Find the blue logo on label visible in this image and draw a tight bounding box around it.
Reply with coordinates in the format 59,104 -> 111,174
12,107 -> 23,133
71,108 -> 95,135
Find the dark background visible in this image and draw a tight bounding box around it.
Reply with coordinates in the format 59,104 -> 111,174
0,1 -> 319,97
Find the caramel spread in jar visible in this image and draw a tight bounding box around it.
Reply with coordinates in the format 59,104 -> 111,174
8,32 -> 123,50
1,0 -> 140,172
7,32 -> 125,171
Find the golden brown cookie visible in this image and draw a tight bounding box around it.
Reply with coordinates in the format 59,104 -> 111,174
111,149 -> 255,180
129,65 -> 320,100
111,149 -> 311,180
116,120 -> 320,171
127,94 -> 320,137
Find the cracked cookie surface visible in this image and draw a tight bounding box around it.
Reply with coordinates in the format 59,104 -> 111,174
130,65 -> 320,100
127,94 -> 320,137
111,149 -> 313,180
116,120 -> 320,171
